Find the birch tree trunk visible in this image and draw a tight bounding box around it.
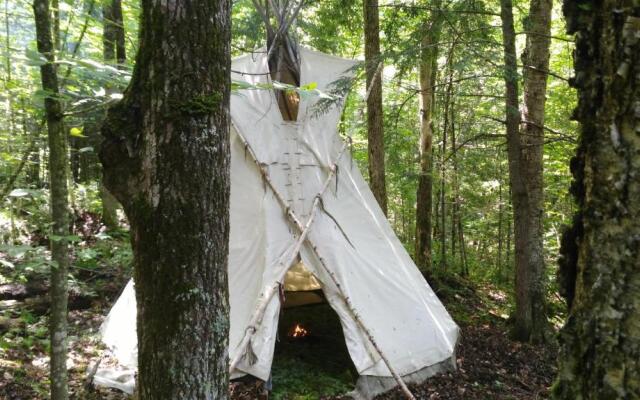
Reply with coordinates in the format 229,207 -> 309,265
363,0 -> 387,215
99,0 -> 231,397
414,4 -> 442,270
513,0 -> 552,343
553,1 -> 640,397
33,0 -> 69,398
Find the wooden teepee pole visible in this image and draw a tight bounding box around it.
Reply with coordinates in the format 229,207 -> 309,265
229,129 -> 349,372
232,126 -> 416,400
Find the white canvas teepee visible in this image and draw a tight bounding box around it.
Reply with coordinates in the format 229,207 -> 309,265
94,48 -> 459,399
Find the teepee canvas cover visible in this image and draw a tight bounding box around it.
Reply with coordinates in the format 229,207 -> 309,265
95,48 -> 459,399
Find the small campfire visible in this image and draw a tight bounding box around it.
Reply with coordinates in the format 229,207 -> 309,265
287,322 -> 309,339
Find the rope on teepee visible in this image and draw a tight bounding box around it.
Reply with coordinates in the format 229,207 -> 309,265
243,337 -> 258,366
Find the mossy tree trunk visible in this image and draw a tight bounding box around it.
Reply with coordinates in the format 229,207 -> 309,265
99,0 -> 231,397
363,0 -> 387,215
33,0 -> 69,398
553,1 -> 640,398
414,2 -> 442,271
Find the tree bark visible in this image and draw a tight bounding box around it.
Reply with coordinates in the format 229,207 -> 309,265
505,196 -> 512,270
553,1 -> 640,398
100,0 -> 126,230
103,0 -> 126,65
450,99 -> 458,265
99,0 -> 231,398
414,3 -> 442,270
363,0 -> 387,215
439,91 -> 447,270
51,0 -> 59,49
500,0 -> 549,342
439,44 -> 454,270
513,0 -> 552,343
4,0 -> 16,149
33,0 -> 69,398
497,162 -> 504,280
458,213 -> 468,276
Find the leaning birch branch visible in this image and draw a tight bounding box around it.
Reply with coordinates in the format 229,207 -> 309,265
229,130 -> 349,373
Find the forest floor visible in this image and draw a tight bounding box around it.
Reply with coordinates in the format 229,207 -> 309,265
0,225 -> 557,400
364,276 -> 558,400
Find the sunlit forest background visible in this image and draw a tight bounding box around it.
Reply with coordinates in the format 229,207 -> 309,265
1,0 -> 581,398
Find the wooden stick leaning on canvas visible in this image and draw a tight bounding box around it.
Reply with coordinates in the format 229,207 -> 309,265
231,126 -> 417,400
229,131 -> 348,372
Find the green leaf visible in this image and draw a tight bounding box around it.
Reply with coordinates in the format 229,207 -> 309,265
69,127 -> 86,138
301,82 -> 318,90
25,49 -> 46,66
50,234 -> 82,243
0,244 -> 33,258
231,80 -> 254,91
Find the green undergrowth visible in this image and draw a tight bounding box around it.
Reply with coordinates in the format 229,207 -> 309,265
270,302 -> 357,399
271,357 -> 354,400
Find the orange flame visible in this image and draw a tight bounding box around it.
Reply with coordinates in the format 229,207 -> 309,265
288,323 -> 309,338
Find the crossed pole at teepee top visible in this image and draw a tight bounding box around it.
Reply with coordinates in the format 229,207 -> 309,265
230,125 -> 417,400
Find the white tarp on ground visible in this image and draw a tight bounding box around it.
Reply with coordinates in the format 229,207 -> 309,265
95,47 -> 459,398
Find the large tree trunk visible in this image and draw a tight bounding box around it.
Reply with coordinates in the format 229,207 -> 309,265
363,0 -> 387,215
512,0 -> 552,343
414,5 -> 442,270
553,2 -> 640,398
99,0 -> 231,397
33,0 -> 69,398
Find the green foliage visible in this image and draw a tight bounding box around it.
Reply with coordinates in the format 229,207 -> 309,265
76,233 -> 133,272
271,357 -> 354,400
